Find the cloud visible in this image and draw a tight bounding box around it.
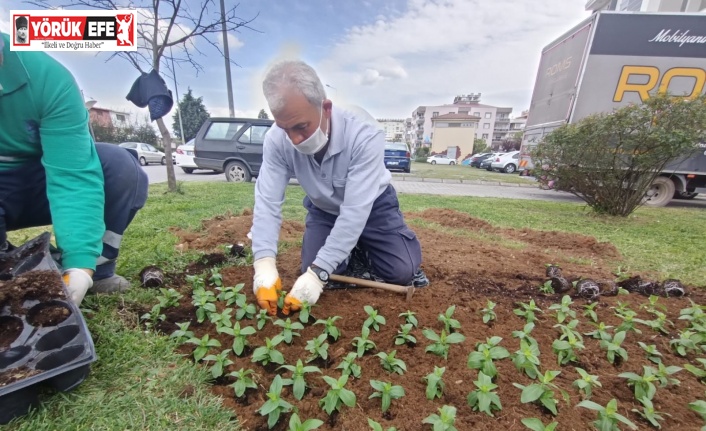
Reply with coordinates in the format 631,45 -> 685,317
216,32 -> 244,51
318,0 -> 589,117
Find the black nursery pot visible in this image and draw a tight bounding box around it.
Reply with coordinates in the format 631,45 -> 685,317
0,233 -> 97,425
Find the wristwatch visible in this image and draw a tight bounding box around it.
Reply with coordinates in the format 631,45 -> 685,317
310,265 -> 329,283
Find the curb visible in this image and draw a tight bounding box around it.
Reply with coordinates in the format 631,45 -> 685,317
393,175 -> 538,188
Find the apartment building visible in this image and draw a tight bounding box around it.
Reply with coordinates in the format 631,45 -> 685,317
429,113 -> 481,157
407,93 -> 512,153
377,119 -> 406,142
587,0 -> 706,12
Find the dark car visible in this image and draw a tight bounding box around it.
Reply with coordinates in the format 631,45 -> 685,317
384,142 -> 411,173
193,117 -> 274,182
479,152 -> 505,171
469,153 -> 493,168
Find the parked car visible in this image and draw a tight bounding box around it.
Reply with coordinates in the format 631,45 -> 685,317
426,154 -> 457,165
468,153 -> 493,168
193,117 -> 274,182
491,151 -> 521,173
480,152 -> 505,171
384,142 -> 411,173
119,142 -> 167,166
175,139 -> 217,174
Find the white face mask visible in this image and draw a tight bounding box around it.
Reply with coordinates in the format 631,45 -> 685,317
288,103 -> 329,155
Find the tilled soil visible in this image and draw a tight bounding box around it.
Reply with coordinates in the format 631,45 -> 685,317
153,208 -> 706,431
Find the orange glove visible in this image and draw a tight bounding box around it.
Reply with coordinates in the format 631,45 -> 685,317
283,267 -> 324,315
253,257 -> 281,315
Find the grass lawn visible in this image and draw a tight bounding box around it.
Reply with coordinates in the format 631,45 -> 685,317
4,182 -> 705,430
397,161 -> 533,184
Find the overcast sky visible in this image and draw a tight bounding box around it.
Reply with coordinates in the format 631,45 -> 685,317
1,0 -> 590,126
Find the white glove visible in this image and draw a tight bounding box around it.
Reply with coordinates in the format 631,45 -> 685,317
62,268 -> 93,306
283,267 -> 325,315
253,257 -> 281,315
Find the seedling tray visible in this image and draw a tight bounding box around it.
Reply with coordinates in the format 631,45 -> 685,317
0,233 -> 97,424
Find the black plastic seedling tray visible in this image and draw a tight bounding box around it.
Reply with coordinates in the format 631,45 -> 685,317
0,233 -> 97,424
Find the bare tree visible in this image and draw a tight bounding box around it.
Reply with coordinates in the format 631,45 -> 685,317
29,0 -> 259,192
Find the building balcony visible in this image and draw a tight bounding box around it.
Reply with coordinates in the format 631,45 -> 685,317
495,117 -> 510,122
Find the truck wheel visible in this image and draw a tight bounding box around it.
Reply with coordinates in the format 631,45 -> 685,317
504,164 -> 516,174
224,161 -> 252,183
643,176 -> 675,207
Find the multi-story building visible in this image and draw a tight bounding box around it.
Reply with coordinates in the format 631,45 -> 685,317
89,107 -> 131,128
376,119 -> 406,142
408,93 -> 512,154
429,113 -> 481,158
586,0 -> 706,12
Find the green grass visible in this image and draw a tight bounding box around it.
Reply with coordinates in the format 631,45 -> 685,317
4,181 -> 705,430
401,161 -> 532,184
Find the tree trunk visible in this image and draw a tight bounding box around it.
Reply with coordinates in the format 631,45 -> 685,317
156,117 -> 177,192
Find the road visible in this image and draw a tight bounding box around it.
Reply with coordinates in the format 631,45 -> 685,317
141,165 -> 706,209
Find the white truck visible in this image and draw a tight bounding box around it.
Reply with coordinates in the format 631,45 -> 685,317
519,11 -> 706,206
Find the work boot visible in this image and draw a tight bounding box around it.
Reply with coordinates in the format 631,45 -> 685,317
90,274 -> 131,294
411,268 -> 429,288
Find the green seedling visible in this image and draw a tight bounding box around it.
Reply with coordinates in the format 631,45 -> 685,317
600,330 -> 628,365
399,310 -> 418,327
548,295 -> 575,323
235,294 -> 257,320
482,300 -> 497,325
218,321 -> 256,356
209,307 -> 233,329
216,283 -> 245,306
638,342 -> 663,364
369,380 -> 405,413
156,287 -> 183,307
170,321 -> 194,344
583,302 -> 599,323
640,295 -> 666,313
186,274 -> 206,291
256,309 -> 272,331
208,267 -> 223,287
287,413 -> 323,431
467,371 -> 502,417
279,359 -> 322,400
298,301 -> 314,324
395,323 -> 417,346
314,315 -> 341,341
424,328 -> 465,360
367,418 -> 398,431
320,375 -> 357,416
512,322 -> 537,343
274,318 -> 304,344
552,331 -> 584,366
352,326 -> 377,358
680,300 -> 706,325
539,279 -> 555,295
251,335 -> 286,366
521,418 -> 558,431
192,289 -> 217,323
632,397 -> 670,428
684,358 -> 706,381
467,336 -> 509,379
336,352 -> 362,379
376,350 -> 407,375
670,329 -> 704,357
619,366 -> 658,401
654,362 -> 681,387
512,339 -> 541,379
305,333 -> 330,363
554,319 -> 583,342
573,367 -> 601,399
422,405 -> 457,431
584,321 -> 613,341
438,305 -> 461,333
514,299 -> 543,323
578,398 -> 637,430
689,400 -> 706,423
203,349 -> 234,379
228,367 -> 258,398
277,289 -> 287,310
363,305 -> 386,331
186,334 -> 221,362
614,308 -> 642,335
513,370 -> 564,416
423,366 -> 446,400
257,375 -> 293,429
634,310 -> 673,335
140,303 -> 166,328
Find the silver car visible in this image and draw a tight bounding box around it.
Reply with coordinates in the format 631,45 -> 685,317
119,142 -> 167,166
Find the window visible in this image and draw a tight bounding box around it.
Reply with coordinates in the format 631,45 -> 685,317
473,112 -> 480,117
205,122 -> 245,140
619,0 -> 642,10
115,114 -> 126,123
485,112 -> 492,119
432,111 -> 439,117
239,125 -> 270,145
449,123 -> 460,127
483,123 -> 490,129
458,110 -> 469,114
482,134 -> 489,139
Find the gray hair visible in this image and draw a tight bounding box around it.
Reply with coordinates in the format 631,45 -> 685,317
262,60 -> 327,114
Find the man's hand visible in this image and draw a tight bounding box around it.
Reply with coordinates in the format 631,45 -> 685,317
62,268 -> 94,305
283,267 -> 325,315
253,257 -> 281,315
